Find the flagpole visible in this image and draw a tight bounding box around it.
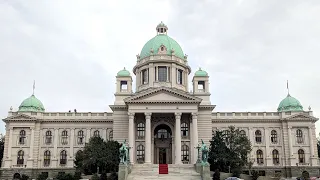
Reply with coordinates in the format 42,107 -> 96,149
287,80 -> 289,95
33,80 -> 35,95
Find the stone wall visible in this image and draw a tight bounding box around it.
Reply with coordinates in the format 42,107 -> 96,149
0,168 -> 75,180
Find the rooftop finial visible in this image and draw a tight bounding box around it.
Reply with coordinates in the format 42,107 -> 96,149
287,80 -> 290,96
32,80 -> 35,95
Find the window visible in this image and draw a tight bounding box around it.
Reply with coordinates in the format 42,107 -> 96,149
137,123 -> 145,138
94,130 -> 100,137
137,145 -> 145,163
224,130 -> 230,142
272,149 -> 279,165
158,66 -> 167,82
298,149 -> 305,163
44,150 -> 51,167
181,123 -> 189,137
181,145 -> 189,164
177,69 -> 183,85
109,131 -> 113,141
60,150 -> 67,165
19,130 -> 26,145
240,130 -> 246,137
271,130 -> 277,143
156,129 -> 170,139
77,130 -> 84,145
61,130 -> 68,145
197,81 -> 205,92
142,69 -> 148,84
256,150 -> 264,164
296,129 -> 303,144
255,130 -> 262,143
17,150 -> 24,165
120,81 -> 128,92
45,130 -> 52,145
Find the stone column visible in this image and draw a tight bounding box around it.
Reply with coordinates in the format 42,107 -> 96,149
308,126 -> 315,157
192,113 -> 198,164
70,128 -> 75,158
287,126 -> 293,163
29,128 -> 35,159
86,128 -> 91,143
128,112 -> 135,164
7,128 -> 13,158
145,113 -> 152,164
54,129 -> 59,158
175,112 -> 182,164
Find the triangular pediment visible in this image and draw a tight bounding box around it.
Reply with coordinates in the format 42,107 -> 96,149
124,87 -> 202,104
284,113 -> 318,121
3,113 -> 37,122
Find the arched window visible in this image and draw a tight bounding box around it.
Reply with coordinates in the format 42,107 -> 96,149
93,130 -> 100,137
77,130 -> 84,145
296,129 -> 303,144
240,130 -> 246,137
255,130 -> 262,143
156,129 -> 170,139
60,150 -> 67,165
45,130 -> 52,145
137,123 -> 145,138
181,145 -> 189,164
181,123 -> 189,137
272,149 -> 279,165
298,149 -> 305,163
256,150 -> 264,164
44,150 -> 51,167
109,131 -> 113,141
271,130 -> 277,143
137,145 -> 145,163
19,130 -> 26,145
17,150 -> 24,165
61,130 -> 68,145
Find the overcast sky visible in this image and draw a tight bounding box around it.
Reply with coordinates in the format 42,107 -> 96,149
0,0 -> 320,135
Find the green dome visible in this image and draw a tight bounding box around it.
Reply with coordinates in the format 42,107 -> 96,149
194,68 -> 208,76
18,95 -> 45,112
140,22 -> 184,59
277,94 -> 303,112
117,67 -> 131,76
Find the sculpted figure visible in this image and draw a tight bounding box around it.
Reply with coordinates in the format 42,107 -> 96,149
200,139 -> 209,165
119,139 -> 128,164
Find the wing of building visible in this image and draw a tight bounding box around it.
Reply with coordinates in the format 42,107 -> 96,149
1,22 -> 319,178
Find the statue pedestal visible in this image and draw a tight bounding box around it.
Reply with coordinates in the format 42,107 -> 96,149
118,164 -> 128,180
201,163 -> 211,180
195,162 -> 201,173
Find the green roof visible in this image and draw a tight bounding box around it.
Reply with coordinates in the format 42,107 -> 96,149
277,94 -> 303,112
194,68 -> 208,76
18,95 -> 45,112
140,23 -> 184,59
117,67 -> 131,76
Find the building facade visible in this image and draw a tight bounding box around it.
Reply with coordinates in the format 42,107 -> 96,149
1,22 -> 319,178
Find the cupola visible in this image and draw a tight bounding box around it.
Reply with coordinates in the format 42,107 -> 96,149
18,94 -> 45,112
277,94 -> 303,112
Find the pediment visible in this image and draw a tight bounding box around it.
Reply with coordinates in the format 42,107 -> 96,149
3,113 -> 37,122
284,113 -> 318,121
124,87 -> 202,104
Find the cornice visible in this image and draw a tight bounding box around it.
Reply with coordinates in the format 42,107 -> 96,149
109,105 -> 128,111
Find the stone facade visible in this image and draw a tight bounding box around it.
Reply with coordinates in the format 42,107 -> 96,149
1,22 -> 319,179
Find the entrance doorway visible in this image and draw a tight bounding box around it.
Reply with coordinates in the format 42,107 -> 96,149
159,148 -> 167,164
154,124 -> 172,164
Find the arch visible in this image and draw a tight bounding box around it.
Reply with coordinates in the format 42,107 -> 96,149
255,130 -> 262,143
60,150 -> 67,165
240,130 -> 246,137
45,130 -> 52,144
19,130 -> 26,145
77,130 -> 84,145
137,144 -> 145,164
296,129 -> 303,143
44,150 -> 51,167
61,130 -> 68,145
154,124 -> 172,139
271,130 -> 277,143
93,130 -> 100,137
17,150 -> 24,165
152,121 -> 174,137
298,149 -> 305,163
181,145 -> 189,164
256,149 -> 263,164
13,173 -> 21,179
272,149 -> 279,165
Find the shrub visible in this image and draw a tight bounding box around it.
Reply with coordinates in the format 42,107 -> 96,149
212,169 -> 220,180
91,173 -> 99,180
108,172 -> 118,180
100,172 -> 107,180
21,174 -> 29,180
36,173 -> 48,180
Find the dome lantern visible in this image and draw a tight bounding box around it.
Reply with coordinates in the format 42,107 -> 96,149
156,21 -> 168,35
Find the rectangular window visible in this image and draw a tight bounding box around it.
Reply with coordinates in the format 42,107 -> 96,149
158,66 -> 167,82
198,81 -> 205,91
120,81 -> 127,92
177,69 -> 183,84
142,69 -> 148,84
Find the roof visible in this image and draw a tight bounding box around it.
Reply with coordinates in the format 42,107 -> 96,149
18,95 -> 45,112
277,94 -> 303,112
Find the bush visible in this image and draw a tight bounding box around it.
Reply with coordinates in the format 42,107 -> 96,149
100,172 -> 107,180
74,171 -> 82,180
251,170 -> 259,180
21,174 -> 29,180
108,172 -> 118,180
91,173 -> 99,180
212,169 -> 220,180
36,173 -> 48,180
54,173 -> 74,180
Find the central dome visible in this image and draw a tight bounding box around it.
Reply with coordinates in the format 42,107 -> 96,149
277,94 -> 303,112
140,22 -> 184,59
18,94 -> 45,112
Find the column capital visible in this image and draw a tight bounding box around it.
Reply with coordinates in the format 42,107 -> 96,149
175,112 -> 182,118
30,127 -> 35,130
128,112 -> 135,117
192,113 -> 198,119
144,112 -> 152,118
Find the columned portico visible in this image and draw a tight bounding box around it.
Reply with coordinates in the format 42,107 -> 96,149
174,112 -> 182,164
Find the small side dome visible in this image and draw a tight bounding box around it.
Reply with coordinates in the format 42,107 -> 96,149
117,67 -> 131,77
277,94 -> 303,112
18,95 -> 45,112
194,68 -> 208,77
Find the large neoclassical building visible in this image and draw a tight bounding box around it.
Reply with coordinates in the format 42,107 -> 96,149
1,22 -> 319,178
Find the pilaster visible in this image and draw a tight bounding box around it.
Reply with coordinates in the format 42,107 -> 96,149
52,128 -> 59,167
145,112 -> 152,164
192,113 -> 198,164
175,112 -> 182,164
70,128 -> 75,159
128,112 -> 135,164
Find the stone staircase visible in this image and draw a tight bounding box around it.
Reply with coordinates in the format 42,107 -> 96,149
127,164 -> 201,180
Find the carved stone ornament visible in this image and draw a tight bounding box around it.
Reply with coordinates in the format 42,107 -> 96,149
151,114 -> 175,127
128,112 -> 135,118
192,113 -> 198,119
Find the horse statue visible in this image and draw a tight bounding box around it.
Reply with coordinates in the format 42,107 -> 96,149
200,139 -> 209,165
119,139 -> 128,164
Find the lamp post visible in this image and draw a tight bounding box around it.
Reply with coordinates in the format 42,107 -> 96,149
194,143 -> 201,163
